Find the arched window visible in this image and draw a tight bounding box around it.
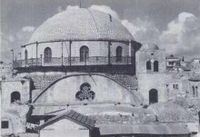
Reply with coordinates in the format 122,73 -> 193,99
116,46 -> 122,62
25,50 -> 28,64
149,89 -> 158,104
146,60 -> 151,70
44,47 -> 52,63
11,91 -> 21,103
192,86 -> 195,97
154,60 -> 159,72
193,86 -> 199,97
80,46 -> 89,62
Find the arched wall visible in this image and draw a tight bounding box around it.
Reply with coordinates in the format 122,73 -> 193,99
34,74 -> 138,105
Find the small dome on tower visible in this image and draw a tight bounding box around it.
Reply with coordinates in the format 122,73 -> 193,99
140,43 -> 159,50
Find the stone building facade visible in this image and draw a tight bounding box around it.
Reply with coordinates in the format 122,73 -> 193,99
136,44 -> 168,104
1,78 -> 30,135
1,7 -> 199,137
136,43 -> 200,105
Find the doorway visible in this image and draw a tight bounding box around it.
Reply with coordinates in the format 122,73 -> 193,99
149,89 -> 158,104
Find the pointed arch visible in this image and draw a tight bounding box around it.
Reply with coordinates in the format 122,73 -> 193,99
33,73 -> 140,105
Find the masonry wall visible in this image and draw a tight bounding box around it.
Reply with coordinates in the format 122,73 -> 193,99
136,49 -> 166,74
137,73 -> 169,105
1,79 -> 30,135
34,74 -> 139,106
1,79 -> 30,106
16,71 -> 138,104
136,47 -> 167,105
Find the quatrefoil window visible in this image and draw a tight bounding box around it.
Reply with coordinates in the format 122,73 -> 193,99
75,82 -> 95,101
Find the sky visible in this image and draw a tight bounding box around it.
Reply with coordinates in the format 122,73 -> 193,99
1,0 -> 200,62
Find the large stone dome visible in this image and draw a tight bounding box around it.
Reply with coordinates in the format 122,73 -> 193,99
29,8 -> 134,43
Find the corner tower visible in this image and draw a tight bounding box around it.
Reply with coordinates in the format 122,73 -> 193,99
136,43 -> 168,105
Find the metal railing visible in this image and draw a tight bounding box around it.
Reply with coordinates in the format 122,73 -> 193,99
13,56 -> 133,68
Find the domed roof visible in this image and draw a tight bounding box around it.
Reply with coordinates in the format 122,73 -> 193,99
140,43 -> 159,50
29,8 -> 134,43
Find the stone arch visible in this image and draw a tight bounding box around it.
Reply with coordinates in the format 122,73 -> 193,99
33,74 -> 140,105
149,89 -> 158,104
34,74 -> 129,103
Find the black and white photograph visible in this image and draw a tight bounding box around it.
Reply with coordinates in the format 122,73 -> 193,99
0,0 -> 200,137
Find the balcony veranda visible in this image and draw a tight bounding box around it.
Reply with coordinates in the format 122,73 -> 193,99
13,56 -> 133,68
